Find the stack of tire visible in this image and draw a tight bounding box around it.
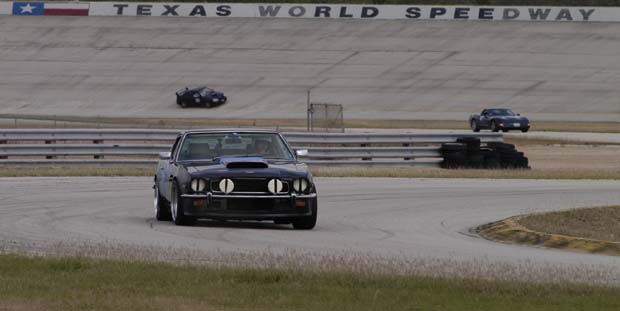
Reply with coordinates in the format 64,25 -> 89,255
441,138 -> 529,169
486,142 -> 529,169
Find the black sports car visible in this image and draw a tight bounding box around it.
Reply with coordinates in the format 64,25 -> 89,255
175,86 -> 227,108
469,108 -> 530,132
153,129 -> 317,229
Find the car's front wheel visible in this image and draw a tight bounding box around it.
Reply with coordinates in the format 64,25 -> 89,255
292,199 -> 317,230
170,182 -> 193,226
470,120 -> 480,132
179,101 -> 188,108
154,184 -> 171,221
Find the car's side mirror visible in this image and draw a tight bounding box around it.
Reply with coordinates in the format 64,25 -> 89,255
295,149 -> 308,157
159,152 -> 171,160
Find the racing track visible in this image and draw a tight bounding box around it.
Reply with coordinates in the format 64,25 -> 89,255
1,177 -> 619,283
1,16 -> 620,121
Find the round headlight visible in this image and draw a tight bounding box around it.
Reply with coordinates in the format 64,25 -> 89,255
190,178 -> 207,192
267,178 -> 284,194
219,178 -> 234,194
292,178 -> 308,193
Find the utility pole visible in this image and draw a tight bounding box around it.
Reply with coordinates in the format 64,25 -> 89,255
306,89 -> 311,132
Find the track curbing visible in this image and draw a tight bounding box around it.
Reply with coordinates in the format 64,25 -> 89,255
476,215 -> 620,256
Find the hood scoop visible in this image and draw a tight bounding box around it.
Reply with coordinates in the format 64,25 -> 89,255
219,157 -> 269,169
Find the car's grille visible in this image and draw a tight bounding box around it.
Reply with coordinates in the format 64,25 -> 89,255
211,178 -> 289,193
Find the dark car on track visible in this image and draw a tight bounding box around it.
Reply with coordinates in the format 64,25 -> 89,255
153,129 -> 317,229
469,108 -> 530,132
175,86 -> 227,108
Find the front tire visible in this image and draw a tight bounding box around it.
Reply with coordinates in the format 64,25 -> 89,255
154,184 -> 171,221
470,120 -> 480,132
170,182 -> 193,226
179,101 -> 188,108
292,199 -> 317,230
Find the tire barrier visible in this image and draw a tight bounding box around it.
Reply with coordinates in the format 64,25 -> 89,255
441,138 -> 529,169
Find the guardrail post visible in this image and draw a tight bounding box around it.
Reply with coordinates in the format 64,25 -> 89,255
93,140 -> 103,159
403,143 -> 412,160
45,140 -> 56,159
361,143 -> 372,161
0,140 -> 6,159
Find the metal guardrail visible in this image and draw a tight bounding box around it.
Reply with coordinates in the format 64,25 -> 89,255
0,129 -> 503,166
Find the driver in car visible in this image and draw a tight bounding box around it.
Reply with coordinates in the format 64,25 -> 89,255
254,139 -> 272,157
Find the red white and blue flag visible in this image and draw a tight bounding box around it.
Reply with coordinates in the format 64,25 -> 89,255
12,2 -> 89,16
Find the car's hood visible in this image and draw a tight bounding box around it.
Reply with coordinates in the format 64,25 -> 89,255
182,157 -> 307,179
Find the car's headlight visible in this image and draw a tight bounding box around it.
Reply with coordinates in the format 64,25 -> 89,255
268,178 -> 284,194
190,178 -> 207,192
292,178 -> 309,193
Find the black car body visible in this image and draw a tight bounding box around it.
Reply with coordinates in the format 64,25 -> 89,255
175,86 -> 227,108
469,108 -> 530,132
153,129 -> 317,229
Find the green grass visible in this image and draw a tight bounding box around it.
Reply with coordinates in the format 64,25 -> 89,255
0,253 -> 619,311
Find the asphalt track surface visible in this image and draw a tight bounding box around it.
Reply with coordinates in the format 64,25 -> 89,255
1,177 -> 619,282
1,16 -> 620,121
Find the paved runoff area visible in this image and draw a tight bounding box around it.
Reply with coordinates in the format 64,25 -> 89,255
1,177 -> 620,283
0,16 -> 619,121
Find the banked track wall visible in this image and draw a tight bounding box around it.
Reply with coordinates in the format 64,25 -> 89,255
0,3 -> 619,121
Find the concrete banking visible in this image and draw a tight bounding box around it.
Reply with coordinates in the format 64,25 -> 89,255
1,16 -> 619,122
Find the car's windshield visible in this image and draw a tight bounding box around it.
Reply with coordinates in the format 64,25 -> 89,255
487,109 -> 515,116
199,87 -> 213,97
177,132 -> 295,161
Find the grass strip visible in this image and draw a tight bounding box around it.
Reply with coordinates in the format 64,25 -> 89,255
1,166 -> 619,180
4,114 -> 620,133
477,206 -> 620,256
0,253 -> 619,311
517,206 -> 620,242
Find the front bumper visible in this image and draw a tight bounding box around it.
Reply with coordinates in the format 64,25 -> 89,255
180,192 -> 316,220
498,122 -> 529,130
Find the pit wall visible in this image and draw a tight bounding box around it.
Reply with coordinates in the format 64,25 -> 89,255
3,2 -> 620,22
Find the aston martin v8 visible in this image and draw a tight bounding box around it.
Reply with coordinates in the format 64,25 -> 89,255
153,129 -> 317,229
469,108 -> 530,132
175,86 -> 227,108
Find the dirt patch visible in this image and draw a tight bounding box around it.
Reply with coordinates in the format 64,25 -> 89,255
520,144 -> 620,170
477,206 -> 620,256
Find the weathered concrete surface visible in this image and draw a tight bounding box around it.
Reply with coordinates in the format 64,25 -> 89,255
1,16 -> 619,121
1,177 -> 620,284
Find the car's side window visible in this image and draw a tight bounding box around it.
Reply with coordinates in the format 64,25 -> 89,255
170,135 -> 182,161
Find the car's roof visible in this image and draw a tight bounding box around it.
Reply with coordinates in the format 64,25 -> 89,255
181,128 -> 281,135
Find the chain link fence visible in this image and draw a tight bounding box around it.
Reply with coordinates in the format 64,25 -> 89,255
307,103 -> 344,133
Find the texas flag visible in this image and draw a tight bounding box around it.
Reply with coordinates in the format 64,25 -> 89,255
12,2 -> 89,16
12,2 -> 43,15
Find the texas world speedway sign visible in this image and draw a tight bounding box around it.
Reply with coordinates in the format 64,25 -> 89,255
3,2 -> 620,22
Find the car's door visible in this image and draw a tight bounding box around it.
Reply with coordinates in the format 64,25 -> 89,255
162,135 -> 182,201
479,110 -> 490,127
191,91 -> 203,106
